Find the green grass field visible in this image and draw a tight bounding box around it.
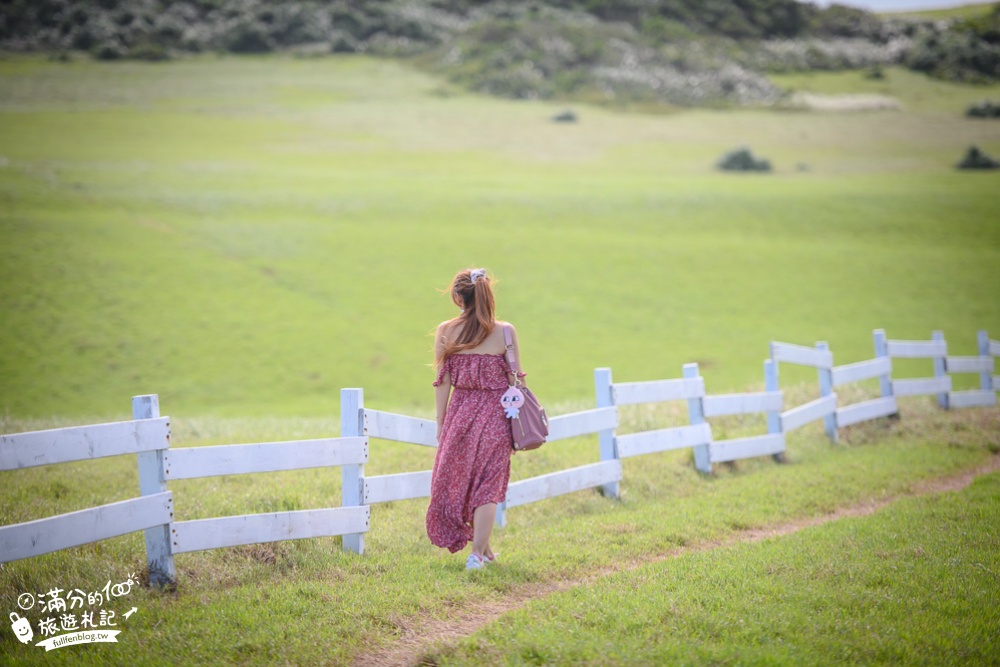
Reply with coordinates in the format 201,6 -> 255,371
1,54 -> 999,666
0,55 -> 998,419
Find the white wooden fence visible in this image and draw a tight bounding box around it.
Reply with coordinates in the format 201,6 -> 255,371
1,395 -> 370,586
1,329 -> 996,583
339,387 -> 436,554
595,362 -> 784,477
769,330 -> 996,445
338,387 -> 621,539
0,397 -> 174,583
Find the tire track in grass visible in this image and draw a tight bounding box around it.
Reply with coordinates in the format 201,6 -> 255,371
352,455 -> 1000,667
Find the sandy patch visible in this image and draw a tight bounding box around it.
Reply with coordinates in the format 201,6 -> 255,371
786,92 -> 902,111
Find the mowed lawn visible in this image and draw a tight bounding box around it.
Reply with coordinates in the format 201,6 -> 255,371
0,56 -> 999,420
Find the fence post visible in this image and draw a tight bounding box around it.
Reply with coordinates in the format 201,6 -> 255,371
873,329 -> 892,399
594,367 -> 620,498
685,363 -> 711,474
764,358 -> 785,461
816,342 -> 838,443
133,394 -> 175,587
495,502 -> 507,529
340,388 -> 365,554
933,330 -> 949,410
873,328 -> 899,418
978,330 -> 993,392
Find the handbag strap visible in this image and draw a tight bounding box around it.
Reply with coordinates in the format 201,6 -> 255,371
502,323 -> 522,387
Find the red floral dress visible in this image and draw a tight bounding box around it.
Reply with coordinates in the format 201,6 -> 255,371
426,353 -> 514,553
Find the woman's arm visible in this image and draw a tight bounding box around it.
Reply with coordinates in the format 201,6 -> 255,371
508,322 -> 527,385
435,382 -> 451,431
434,323 -> 451,431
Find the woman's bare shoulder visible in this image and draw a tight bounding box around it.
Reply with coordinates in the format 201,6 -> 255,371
437,319 -> 465,341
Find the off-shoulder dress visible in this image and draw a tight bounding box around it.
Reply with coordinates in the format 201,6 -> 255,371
426,353 -> 515,553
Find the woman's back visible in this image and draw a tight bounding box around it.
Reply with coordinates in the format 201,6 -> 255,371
439,319 -> 510,356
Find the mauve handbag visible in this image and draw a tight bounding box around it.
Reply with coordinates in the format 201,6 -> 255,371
503,324 -> 548,451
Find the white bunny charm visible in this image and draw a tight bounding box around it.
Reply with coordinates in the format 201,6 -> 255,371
500,385 -> 525,418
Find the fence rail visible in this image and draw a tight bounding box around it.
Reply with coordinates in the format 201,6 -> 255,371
949,391 -> 997,409
363,409 -> 437,447
546,407 -> 617,442
946,356 -> 994,374
612,377 -> 705,405
170,507 -> 370,555
710,433 -> 786,464
0,493 -> 173,563
0,418 -> 170,470
836,396 -> 899,428
703,391 -> 783,417
781,395 -> 837,433
770,341 -> 833,368
506,461 -> 621,509
616,423 -> 712,459
886,340 -> 948,358
893,377 -> 952,397
1,328 -> 997,583
831,357 -> 891,387
164,437 -> 367,480
364,471 -> 432,505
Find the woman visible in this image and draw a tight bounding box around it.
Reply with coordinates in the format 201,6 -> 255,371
426,267 -> 524,571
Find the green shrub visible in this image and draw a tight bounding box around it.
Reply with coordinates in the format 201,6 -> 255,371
226,18 -> 274,53
810,4 -> 885,40
92,36 -> 125,59
966,99 -> 1000,117
329,29 -> 359,53
130,41 -> 171,61
717,146 -> 772,172
906,26 -> 1000,83
956,145 -> 1000,169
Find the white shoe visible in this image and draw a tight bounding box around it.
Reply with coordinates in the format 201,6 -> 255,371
465,553 -> 485,571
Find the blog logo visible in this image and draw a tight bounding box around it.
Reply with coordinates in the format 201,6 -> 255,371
9,612 -> 33,644
7,573 -> 138,652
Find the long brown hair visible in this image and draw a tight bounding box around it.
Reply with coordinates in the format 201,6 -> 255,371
436,268 -> 496,365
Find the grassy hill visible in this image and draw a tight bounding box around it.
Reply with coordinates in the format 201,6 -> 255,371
0,55 -> 998,419
2,1 -> 1000,106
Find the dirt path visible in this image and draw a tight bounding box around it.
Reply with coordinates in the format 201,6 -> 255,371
352,457 -> 1000,667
